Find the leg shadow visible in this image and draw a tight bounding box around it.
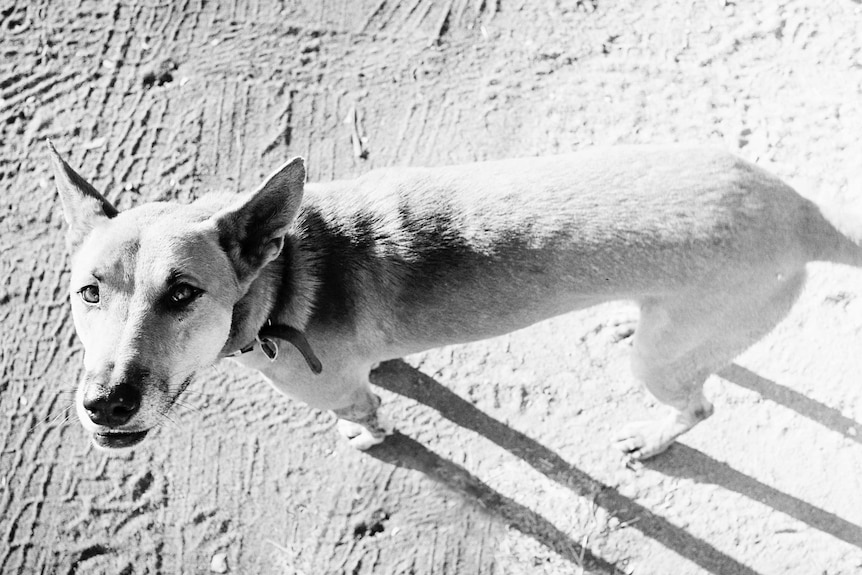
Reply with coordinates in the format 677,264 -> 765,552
719,363 -> 861,444
370,359 -> 762,575
649,443 -> 862,547
369,432 -> 625,574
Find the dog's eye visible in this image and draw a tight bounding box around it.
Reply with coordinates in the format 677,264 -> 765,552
79,285 -> 100,305
168,283 -> 202,307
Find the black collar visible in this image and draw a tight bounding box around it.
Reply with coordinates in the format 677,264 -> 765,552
229,322 -> 322,374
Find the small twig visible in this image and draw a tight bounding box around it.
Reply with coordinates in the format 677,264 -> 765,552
577,531 -> 590,575
346,105 -> 369,160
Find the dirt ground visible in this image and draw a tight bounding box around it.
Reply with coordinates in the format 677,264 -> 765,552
2,0 -> 862,573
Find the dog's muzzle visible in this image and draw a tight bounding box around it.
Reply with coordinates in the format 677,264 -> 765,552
81,382 -> 149,448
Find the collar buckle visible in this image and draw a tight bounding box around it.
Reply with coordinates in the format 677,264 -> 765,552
257,336 -> 279,361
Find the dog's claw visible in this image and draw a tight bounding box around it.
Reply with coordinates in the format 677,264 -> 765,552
612,420 -> 674,462
337,415 -> 393,451
623,455 -> 645,472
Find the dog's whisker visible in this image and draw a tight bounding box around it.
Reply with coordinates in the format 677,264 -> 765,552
54,412 -> 74,429
169,400 -> 200,415
27,405 -> 74,435
174,390 -> 207,399
159,411 -> 182,430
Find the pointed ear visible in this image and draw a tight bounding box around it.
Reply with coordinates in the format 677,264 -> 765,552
214,157 -> 306,283
48,140 -> 118,250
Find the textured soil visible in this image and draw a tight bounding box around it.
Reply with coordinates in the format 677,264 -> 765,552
2,1 -> 862,574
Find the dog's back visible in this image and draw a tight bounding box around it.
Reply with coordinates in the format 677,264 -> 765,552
294,146 -> 857,352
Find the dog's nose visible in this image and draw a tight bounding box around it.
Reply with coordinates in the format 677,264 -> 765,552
83,384 -> 142,427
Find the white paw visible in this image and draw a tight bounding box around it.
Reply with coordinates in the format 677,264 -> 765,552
337,415 -> 393,451
613,420 -> 675,462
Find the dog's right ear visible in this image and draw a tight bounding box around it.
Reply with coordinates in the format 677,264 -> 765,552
213,157 -> 306,284
48,141 -> 118,249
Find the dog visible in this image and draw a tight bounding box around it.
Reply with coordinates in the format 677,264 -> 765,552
50,142 -> 862,460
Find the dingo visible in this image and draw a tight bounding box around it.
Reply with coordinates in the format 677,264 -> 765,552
51,143 -> 861,460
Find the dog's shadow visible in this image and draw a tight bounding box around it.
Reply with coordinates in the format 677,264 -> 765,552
368,360 -> 862,574
719,363 -> 862,446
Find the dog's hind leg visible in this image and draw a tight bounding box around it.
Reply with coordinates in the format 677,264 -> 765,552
333,378 -> 393,450
614,269 -> 807,461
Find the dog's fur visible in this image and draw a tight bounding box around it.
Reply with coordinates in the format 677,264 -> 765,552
51,143 -> 862,459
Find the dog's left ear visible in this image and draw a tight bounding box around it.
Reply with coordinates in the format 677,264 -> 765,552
48,141 -> 119,250
214,157 -> 306,283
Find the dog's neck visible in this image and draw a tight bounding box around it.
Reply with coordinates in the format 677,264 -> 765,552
219,258 -> 283,357
219,232 -> 320,357
270,231 -> 321,333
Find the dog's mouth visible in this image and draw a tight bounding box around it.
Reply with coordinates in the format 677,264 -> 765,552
91,429 -> 149,449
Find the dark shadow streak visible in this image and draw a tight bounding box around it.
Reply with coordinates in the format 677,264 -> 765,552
370,360 -> 762,575
720,363 -> 861,444
649,443 -> 862,547
369,432 -> 625,575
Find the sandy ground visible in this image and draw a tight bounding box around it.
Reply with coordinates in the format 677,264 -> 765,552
2,0 -> 862,573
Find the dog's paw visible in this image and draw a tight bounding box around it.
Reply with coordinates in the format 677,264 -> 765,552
612,420 -> 675,463
337,415 -> 393,451
613,402 -> 713,464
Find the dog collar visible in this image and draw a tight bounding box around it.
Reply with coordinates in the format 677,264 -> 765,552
228,322 -> 323,375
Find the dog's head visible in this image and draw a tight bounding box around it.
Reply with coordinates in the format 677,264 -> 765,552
49,142 -> 305,449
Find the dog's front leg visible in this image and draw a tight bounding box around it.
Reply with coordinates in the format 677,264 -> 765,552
332,383 -> 393,450
237,355 -> 393,448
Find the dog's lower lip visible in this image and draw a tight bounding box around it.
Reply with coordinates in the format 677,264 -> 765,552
92,429 -> 149,449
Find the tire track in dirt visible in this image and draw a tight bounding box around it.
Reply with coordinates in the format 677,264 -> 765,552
0,70 -> 66,111
111,90 -> 153,196
261,85 -> 297,160
357,0 -> 493,40
0,240 -> 81,572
